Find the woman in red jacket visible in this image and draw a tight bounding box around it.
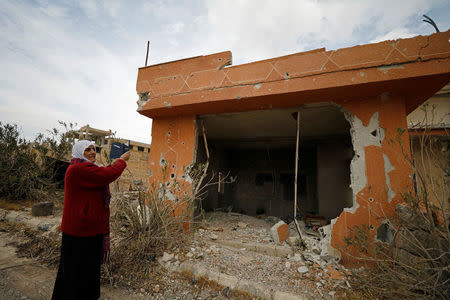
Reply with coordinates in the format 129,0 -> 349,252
52,140 -> 130,300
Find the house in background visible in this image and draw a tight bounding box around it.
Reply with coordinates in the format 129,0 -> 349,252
407,84 -> 449,211
136,30 -> 450,264
76,125 -> 151,191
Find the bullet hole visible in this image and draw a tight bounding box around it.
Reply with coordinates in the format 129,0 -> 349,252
370,130 -> 377,137
166,182 -> 170,186
177,188 -> 181,192
181,142 -> 185,145
168,131 -> 171,136
369,225 -> 374,230
172,164 -> 175,169
161,159 -> 166,164
218,58 -> 222,61
184,191 -> 187,195
369,197 -> 374,202
170,173 -> 175,179
285,72 -> 289,77
173,76 -> 176,79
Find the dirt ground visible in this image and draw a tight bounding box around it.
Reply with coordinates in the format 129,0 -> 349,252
0,218 -> 253,300
0,204 -> 357,300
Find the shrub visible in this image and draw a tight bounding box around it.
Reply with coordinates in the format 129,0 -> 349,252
0,122 -> 41,200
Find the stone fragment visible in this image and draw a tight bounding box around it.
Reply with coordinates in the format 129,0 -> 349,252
37,223 -> 52,231
290,253 -> 302,262
31,202 -> 54,217
270,221 -> 290,244
297,266 -> 309,274
161,252 -> 174,262
312,246 -> 320,255
285,262 -> 291,269
154,285 -> 160,293
237,222 -> 247,228
186,252 -> 194,258
210,233 -> 218,240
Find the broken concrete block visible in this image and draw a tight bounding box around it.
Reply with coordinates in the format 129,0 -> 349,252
37,222 -> 52,231
270,221 -> 290,244
161,252 -> 174,262
237,222 -> 247,229
31,202 -> 54,217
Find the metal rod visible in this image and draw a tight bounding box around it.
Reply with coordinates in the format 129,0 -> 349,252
145,41 -> 150,67
294,111 -> 304,242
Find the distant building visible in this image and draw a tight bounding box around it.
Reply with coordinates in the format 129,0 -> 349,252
77,125 -> 151,191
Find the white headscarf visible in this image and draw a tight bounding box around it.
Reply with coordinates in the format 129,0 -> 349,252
72,140 -> 96,161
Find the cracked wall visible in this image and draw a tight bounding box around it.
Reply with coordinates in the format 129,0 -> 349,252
148,115 -> 197,217
332,95 -> 413,265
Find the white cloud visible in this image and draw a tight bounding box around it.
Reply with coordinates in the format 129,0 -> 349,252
370,28 -> 417,43
0,0 -> 448,144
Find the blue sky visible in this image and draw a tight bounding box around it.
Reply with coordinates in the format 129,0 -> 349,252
1,0 -> 449,143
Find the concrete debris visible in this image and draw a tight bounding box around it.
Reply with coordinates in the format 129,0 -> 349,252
37,223 -> 52,232
237,222 -> 247,229
288,253 -> 303,262
186,252 -> 193,258
209,233 -> 218,240
297,266 -> 309,274
161,252 -> 174,263
270,221 -> 290,244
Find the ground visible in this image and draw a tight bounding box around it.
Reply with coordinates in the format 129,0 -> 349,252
0,201 -> 356,299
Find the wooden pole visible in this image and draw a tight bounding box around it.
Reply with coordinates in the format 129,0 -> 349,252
145,41 -> 150,67
294,111 -> 304,242
194,121 -> 210,196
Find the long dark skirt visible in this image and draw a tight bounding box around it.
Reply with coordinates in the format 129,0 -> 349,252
52,233 -> 103,300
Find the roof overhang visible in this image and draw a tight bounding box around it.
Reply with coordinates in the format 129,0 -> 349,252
136,31 -> 450,119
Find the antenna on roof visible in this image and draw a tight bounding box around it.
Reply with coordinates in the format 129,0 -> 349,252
423,15 -> 440,33
145,41 -> 150,67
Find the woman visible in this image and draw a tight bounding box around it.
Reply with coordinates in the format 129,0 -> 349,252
52,140 -> 130,300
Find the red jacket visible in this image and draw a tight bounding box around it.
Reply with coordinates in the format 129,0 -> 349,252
61,159 -> 126,237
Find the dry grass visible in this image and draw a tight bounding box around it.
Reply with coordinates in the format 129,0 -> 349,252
0,199 -> 33,211
1,221 -> 61,268
103,188 -> 193,289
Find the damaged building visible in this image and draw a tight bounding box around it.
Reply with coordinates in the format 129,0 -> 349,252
136,30 -> 450,264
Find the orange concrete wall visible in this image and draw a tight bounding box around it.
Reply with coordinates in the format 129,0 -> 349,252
333,95 -> 413,265
148,115 -> 197,216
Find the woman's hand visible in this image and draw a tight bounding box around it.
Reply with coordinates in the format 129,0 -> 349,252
119,151 -> 131,161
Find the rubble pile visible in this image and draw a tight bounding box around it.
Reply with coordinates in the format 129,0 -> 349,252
158,212 -> 351,299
